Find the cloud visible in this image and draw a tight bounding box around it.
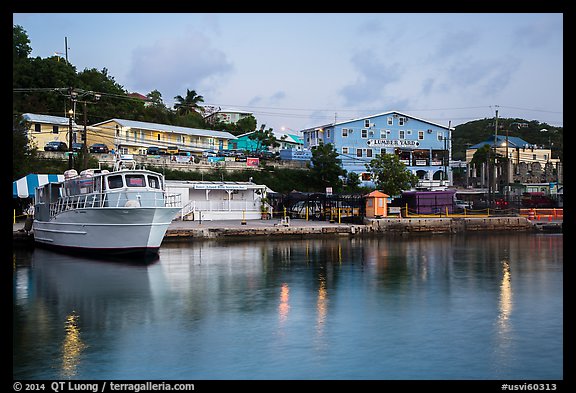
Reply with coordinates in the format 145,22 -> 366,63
248,91 -> 286,107
433,30 -> 479,58
127,31 -> 233,104
512,15 -> 563,48
339,49 -> 403,106
447,57 -> 517,96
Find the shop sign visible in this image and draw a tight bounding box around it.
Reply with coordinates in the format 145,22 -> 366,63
366,139 -> 420,148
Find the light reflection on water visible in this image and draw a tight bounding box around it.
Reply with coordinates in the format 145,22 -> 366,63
13,233 -> 563,380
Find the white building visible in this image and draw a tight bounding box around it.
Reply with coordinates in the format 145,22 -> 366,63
166,180 -> 270,221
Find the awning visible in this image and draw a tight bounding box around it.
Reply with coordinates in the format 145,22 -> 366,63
13,174 -> 64,198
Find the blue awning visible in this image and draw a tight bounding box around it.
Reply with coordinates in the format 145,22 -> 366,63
13,174 -> 64,199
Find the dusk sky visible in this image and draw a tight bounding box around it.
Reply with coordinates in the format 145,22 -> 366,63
13,13 -> 563,132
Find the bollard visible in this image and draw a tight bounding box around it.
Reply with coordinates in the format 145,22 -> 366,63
241,210 -> 246,225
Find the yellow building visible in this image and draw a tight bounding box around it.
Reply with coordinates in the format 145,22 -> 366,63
90,118 -> 237,156
21,113 -> 81,151
465,135 -> 560,166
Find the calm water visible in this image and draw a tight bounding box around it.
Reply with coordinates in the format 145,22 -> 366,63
13,233 -> 563,380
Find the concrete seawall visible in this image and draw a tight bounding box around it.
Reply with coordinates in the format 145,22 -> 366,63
14,216 -> 559,245
364,216 -> 537,234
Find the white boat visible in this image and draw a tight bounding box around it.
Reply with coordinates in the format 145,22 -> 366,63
33,155 -> 181,256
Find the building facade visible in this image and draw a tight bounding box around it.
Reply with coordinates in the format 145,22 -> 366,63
21,113 -> 80,151
90,118 -> 236,156
204,108 -> 253,125
465,135 -> 562,189
301,111 -> 453,188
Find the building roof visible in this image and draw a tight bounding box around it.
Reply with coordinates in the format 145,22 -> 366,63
300,110 -> 453,132
468,135 -> 535,149
204,108 -> 253,118
91,118 -> 236,140
366,190 -> 389,198
234,130 -> 303,144
22,113 -> 78,127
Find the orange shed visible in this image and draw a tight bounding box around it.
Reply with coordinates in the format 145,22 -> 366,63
365,190 -> 389,218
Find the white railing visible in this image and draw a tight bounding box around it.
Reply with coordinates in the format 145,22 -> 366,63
48,190 -> 181,218
178,199 -> 260,219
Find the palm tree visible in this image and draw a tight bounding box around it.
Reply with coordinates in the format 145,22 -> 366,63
173,89 -> 205,117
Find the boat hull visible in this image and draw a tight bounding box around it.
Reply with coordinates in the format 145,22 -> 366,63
33,207 -> 181,255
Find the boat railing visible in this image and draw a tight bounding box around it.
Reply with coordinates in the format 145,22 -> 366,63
48,190 -> 182,218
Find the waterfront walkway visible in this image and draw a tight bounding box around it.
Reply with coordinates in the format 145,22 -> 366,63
14,215 -> 562,245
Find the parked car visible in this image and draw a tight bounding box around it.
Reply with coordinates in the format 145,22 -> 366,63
72,142 -> 84,152
454,199 -> 472,210
166,146 -> 179,155
44,141 -> 68,152
147,146 -> 162,155
89,143 -> 109,153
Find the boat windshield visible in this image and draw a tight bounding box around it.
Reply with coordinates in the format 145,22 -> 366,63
107,175 -> 124,189
125,174 -> 146,187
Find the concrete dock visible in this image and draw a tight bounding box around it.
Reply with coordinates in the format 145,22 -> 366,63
13,215 -> 562,245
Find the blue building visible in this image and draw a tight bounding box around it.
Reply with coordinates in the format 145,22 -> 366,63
301,111 -> 453,189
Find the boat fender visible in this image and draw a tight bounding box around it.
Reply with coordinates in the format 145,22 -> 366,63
125,200 -> 141,207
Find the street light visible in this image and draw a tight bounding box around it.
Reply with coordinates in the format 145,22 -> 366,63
68,108 -> 74,169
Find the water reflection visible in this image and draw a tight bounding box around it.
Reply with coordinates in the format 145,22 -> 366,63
61,311 -> 86,379
13,233 -> 563,380
279,283 -> 290,325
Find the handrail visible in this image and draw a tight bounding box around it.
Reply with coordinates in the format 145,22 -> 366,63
48,190 -> 181,218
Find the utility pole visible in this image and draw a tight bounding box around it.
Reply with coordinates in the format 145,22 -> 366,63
68,104 -> 74,169
492,107 -> 499,205
444,120 -> 451,186
65,37 -> 69,65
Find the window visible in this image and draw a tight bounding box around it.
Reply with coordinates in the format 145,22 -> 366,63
399,130 -> 405,139
533,154 -> 537,160
418,131 -> 424,140
364,119 -> 370,128
326,129 -> 330,138
342,128 -> 348,137
399,117 -> 405,126
357,149 -> 363,157
380,130 -> 387,139
361,172 -> 371,181
437,132 -> 444,141
107,175 -> 124,189
342,147 -> 349,154
361,129 -> 368,138
366,149 -> 373,158
125,175 -> 146,187
52,125 -> 59,134
34,124 -> 41,133
387,117 -> 393,126
157,134 -> 161,141
148,175 -> 161,189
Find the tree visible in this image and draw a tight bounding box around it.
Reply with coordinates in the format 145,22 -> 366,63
310,143 -> 346,192
13,25 -> 32,61
249,126 -> 279,152
343,172 -> 362,193
173,89 -> 205,117
13,115 -> 37,180
365,153 -> 419,196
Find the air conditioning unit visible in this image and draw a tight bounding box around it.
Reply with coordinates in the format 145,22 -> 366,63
427,129 -> 433,134
370,123 -> 376,127
369,131 -> 374,136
